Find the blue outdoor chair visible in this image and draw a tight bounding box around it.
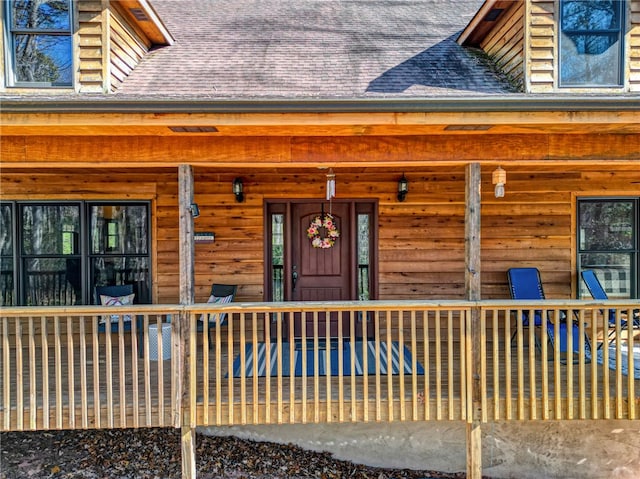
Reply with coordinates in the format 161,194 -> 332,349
508,268 -> 590,361
581,269 -> 640,344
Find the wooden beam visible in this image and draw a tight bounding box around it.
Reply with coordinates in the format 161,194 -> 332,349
178,165 -> 196,479
465,163 -> 482,479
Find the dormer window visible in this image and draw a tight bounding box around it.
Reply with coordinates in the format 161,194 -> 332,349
560,0 -> 624,88
4,0 -> 73,88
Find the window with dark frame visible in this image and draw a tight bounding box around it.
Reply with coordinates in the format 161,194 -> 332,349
577,198 -> 639,299
4,0 -> 74,87
559,0 -> 624,87
0,201 -> 151,306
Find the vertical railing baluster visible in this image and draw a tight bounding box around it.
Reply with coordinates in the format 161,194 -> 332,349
447,310 -> 454,420
410,309 -> 418,421
54,315 -> 62,429
79,315 -> 88,429
313,311 -> 319,423
28,316 -> 36,429
240,310 -> 247,425
277,308 -> 283,424
492,309 -> 500,421
423,309 -> 430,421
91,315 -> 100,428
288,309 -> 296,424
528,307 -> 536,421
435,310 -> 442,420
540,308 -> 548,420
374,311 -> 381,422
66,315 -> 75,429
3,317 -> 12,430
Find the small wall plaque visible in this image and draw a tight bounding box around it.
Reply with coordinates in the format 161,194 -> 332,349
194,232 -> 215,243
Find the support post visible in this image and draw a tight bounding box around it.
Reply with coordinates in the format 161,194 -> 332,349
465,162 -> 482,479
178,164 -> 196,479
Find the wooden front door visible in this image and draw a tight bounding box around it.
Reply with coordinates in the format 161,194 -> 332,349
290,202 -> 352,338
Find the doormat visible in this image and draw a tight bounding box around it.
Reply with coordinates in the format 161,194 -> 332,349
231,341 -> 424,377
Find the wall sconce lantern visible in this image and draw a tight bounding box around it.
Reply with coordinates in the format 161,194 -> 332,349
233,178 -> 244,203
397,174 -> 408,202
189,203 -> 200,218
492,166 -> 506,198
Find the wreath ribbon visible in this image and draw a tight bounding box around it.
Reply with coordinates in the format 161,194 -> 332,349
306,214 -> 340,249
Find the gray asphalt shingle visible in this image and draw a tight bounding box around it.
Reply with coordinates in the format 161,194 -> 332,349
115,0 -> 517,98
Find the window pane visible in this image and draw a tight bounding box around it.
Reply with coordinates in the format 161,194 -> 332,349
0,204 -> 13,256
271,214 -> 284,301
14,34 -> 72,85
22,204 -> 80,255
560,0 -> 622,86
579,201 -> 633,251
91,257 -> 150,303
90,205 -> 148,255
1,205 -> 14,305
24,257 -> 80,306
357,213 -> 370,300
580,253 -> 632,299
12,0 -> 71,29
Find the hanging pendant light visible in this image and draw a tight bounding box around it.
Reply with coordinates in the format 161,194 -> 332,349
492,166 -> 506,198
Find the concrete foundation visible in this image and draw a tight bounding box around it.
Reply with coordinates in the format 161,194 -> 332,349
201,420 -> 640,478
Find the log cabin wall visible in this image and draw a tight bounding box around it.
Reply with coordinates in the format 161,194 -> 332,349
0,135 -> 640,303
526,0 -> 640,93
76,0 -> 109,93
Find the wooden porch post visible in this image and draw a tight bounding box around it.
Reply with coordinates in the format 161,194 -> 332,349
178,164 -> 197,479
465,162 -> 482,479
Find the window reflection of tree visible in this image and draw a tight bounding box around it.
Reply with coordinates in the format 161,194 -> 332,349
10,0 -> 72,85
560,0 -> 622,86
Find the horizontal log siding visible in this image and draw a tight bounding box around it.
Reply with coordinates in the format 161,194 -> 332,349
2,164 -> 639,309
527,0 -> 555,93
77,0 -> 107,93
480,1 -> 524,90
108,6 -> 150,92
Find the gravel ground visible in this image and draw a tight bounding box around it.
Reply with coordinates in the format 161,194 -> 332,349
0,428 -> 474,479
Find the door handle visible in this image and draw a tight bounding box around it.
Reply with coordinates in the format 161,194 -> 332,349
292,268 -> 298,291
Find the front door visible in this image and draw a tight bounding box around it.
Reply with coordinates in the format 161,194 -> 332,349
290,202 -> 351,338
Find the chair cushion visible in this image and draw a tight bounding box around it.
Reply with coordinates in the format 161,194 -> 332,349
100,293 -> 135,324
200,294 -> 233,324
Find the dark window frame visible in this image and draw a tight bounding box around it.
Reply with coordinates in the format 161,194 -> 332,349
4,0 -> 74,88
577,197 -> 639,299
0,200 -> 151,306
559,0 -> 625,88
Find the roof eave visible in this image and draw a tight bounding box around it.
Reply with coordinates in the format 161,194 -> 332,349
1,96 -> 639,114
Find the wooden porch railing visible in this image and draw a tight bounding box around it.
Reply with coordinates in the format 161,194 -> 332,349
1,300 -> 638,432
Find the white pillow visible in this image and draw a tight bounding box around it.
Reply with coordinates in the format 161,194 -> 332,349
100,293 -> 135,324
200,294 -> 233,324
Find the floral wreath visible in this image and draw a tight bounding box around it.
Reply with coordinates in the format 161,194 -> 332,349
306,214 -> 340,249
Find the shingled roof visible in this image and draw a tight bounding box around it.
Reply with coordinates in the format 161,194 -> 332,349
115,0 -> 518,99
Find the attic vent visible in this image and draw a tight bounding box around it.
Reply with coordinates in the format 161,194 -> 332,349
483,8 -> 504,22
129,8 -> 149,21
444,125 -> 493,131
169,126 -> 219,133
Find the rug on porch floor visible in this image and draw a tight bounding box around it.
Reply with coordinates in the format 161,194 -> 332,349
231,341 -> 425,377
595,342 -> 640,379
